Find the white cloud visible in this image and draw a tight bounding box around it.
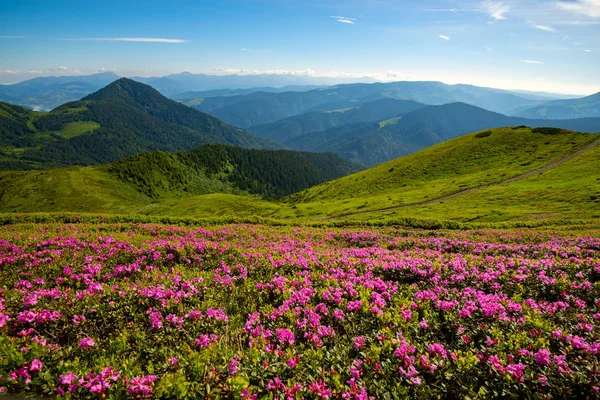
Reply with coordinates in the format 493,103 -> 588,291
480,0 -> 510,20
65,37 -> 187,43
584,49 -> 594,52
439,35 -> 450,41
534,24 -> 556,32
521,59 -> 544,64
557,0 -> 600,18
330,15 -> 356,24
58,66 -> 68,71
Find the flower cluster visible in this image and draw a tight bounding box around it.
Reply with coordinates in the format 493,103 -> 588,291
0,222 -> 598,398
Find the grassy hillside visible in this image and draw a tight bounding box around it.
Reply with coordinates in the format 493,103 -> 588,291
0,79 -> 280,170
341,139 -> 600,223
286,127 -> 599,217
0,144 -> 360,214
1,126 -> 598,224
108,144 -> 362,199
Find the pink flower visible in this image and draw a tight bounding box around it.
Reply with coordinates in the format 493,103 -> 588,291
333,309 -> 345,321
0,313 -> 10,327
401,309 -> 412,321
241,388 -> 258,399
29,359 -> 43,372
506,363 -> 526,382
287,356 -> 300,368
127,375 -> 156,398
428,343 -> 448,359
79,337 -> 95,349
308,379 -> 332,398
275,328 -> 295,346
534,349 -> 552,366
419,320 -> 429,329
353,336 -> 366,350
59,372 -> 77,385
228,357 -> 240,375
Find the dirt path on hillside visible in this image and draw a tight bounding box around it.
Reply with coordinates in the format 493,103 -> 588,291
322,136 -> 600,221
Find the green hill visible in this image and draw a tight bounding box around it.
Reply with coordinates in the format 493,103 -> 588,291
334,138 -> 600,223
285,103 -> 600,166
1,126 -> 598,224
0,78 -> 280,170
0,144 -> 361,214
285,126 -> 600,220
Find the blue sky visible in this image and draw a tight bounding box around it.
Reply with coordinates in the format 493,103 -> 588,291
0,0 -> 599,94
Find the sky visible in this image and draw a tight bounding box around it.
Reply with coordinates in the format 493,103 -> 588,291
0,0 -> 599,95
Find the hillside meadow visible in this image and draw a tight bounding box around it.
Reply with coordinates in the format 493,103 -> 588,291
1,127 -> 598,225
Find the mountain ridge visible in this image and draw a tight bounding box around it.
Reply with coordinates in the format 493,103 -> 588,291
0,78 -> 280,170
283,102 -> 600,166
518,91 -> 600,119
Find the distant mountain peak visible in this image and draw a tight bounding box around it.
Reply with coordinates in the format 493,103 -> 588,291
82,77 -> 163,103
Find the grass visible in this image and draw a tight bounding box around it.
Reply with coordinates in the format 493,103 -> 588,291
378,116 -> 402,128
348,141 -> 600,223
0,126 -> 598,225
323,107 -> 354,114
54,121 -> 101,139
182,98 -> 205,107
0,167 -> 151,214
287,127 -> 596,208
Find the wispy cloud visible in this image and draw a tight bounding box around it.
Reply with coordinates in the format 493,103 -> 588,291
0,35 -> 24,39
584,49 -> 595,52
521,59 -> 544,64
534,24 -> 556,32
64,37 -> 187,43
241,48 -> 273,53
425,8 -> 475,12
480,0 -> 510,20
485,46 -> 493,52
557,0 -> 600,18
330,15 -> 356,24
439,35 -> 450,41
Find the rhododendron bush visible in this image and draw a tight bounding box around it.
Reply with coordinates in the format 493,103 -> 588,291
0,223 -> 599,399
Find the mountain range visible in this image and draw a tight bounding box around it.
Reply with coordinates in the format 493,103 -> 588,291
132,72 -> 377,96
255,101 -> 600,166
517,92 -> 600,119
0,72 -> 120,111
0,78 -> 278,170
251,98 -> 426,144
191,81 -> 587,129
0,71 -> 586,116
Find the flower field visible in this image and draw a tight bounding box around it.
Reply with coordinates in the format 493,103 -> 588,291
0,223 -> 599,399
